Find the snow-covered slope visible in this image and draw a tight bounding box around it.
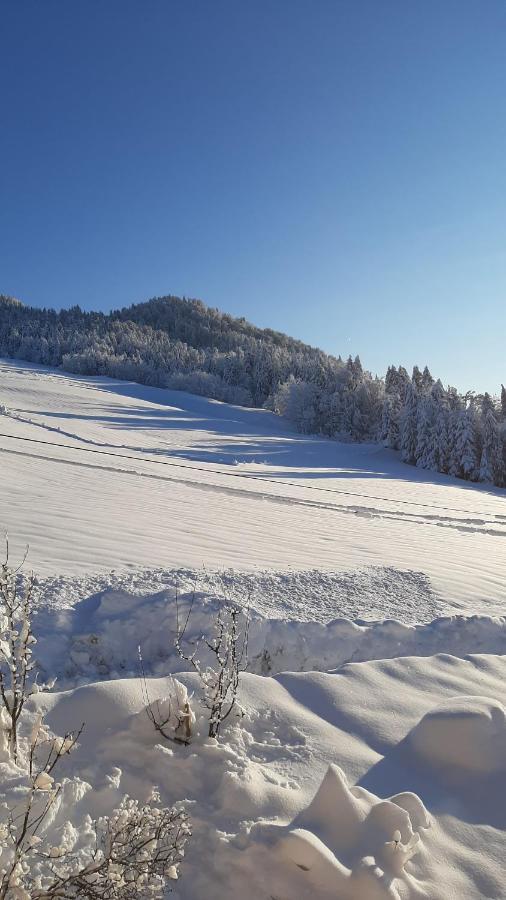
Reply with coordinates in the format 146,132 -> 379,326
1,358 -> 506,899
0,358 -> 504,616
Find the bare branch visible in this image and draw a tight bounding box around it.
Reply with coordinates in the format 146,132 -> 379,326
175,591 -> 249,739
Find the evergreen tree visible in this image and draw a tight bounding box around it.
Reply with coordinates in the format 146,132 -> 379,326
480,392 -> 495,417
447,409 -> 461,478
454,409 -> 480,481
412,365 -> 423,391
433,407 -> 450,473
479,410 -> 504,485
400,383 -> 418,464
416,396 -> 437,469
382,365 -> 408,449
421,366 -> 434,393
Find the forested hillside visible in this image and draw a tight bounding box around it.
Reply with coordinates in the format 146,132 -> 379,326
0,293 -> 505,486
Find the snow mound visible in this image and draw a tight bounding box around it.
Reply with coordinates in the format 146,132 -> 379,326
249,764 -> 429,899
22,658 -> 506,898
34,584 -> 506,685
409,696 -> 506,774
32,565 -> 443,624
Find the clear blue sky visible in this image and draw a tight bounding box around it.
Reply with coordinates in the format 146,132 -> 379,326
1,1 -> 505,393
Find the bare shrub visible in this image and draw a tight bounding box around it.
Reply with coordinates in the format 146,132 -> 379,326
176,594 -> 249,739
0,542 -> 191,898
0,788 -> 190,899
0,541 -> 47,762
0,713 -> 83,898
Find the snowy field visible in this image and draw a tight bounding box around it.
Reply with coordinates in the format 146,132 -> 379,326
0,358 -> 505,619
1,358 -> 506,899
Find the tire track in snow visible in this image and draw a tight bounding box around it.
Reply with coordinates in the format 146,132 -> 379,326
0,428 -> 504,521
1,441 -> 506,539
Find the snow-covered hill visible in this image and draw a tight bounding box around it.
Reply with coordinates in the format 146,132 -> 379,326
1,358 -> 506,899
0,358 -> 504,617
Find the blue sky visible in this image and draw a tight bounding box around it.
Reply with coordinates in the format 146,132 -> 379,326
1,1 -> 505,393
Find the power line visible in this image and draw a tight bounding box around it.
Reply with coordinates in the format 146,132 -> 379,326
0,429 -> 499,518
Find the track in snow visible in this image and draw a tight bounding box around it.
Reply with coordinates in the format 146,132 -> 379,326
0,358 -> 504,617
1,432 -> 505,539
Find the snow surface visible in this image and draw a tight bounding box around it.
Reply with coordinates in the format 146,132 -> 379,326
24,653 -> 506,899
31,583 -> 506,685
0,358 -> 505,617
1,358 -> 506,898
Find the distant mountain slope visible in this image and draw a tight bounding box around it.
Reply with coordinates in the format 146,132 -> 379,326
113,295 -> 311,353
0,293 -> 504,486
0,291 -> 364,411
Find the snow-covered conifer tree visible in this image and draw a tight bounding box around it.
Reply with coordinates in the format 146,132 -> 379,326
382,366 -> 404,449
434,406 -> 451,473
411,365 -> 423,391
501,384 -> 506,420
400,383 -> 418,464
415,397 -> 437,469
480,392 -> 496,418
421,366 -> 434,393
479,410 -> 504,485
454,408 -> 480,481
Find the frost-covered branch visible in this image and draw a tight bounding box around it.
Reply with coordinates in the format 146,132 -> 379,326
176,592 -> 249,739
0,541 -> 191,898
0,540 -> 41,762
0,713 -> 82,899
1,790 -> 190,899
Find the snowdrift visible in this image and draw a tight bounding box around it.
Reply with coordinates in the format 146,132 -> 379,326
20,652 -> 506,900
34,584 -> 506,685
409,695 -> 506,775
249,764 -> 430,899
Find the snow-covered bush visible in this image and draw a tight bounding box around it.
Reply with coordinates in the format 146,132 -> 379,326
176,598 -> 249,739
0,730 -> 80,896
0,788 -> 190,899
0,547 -> 191,898
0,543 -> 45,762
